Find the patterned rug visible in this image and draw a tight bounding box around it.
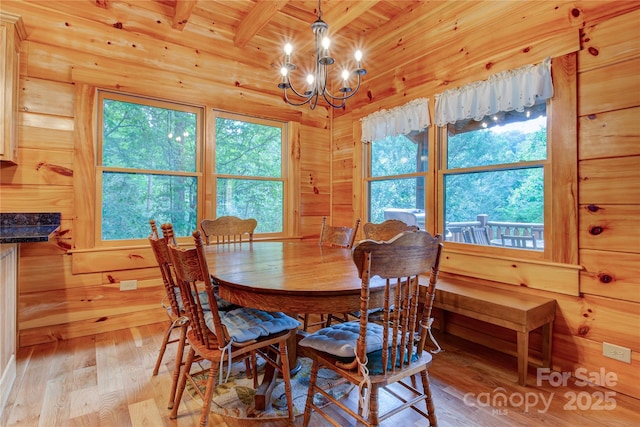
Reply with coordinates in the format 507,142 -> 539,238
186,356 -> 355,419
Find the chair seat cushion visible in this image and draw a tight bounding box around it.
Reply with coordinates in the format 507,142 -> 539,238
365,347 -> 424,375
205,307 -> 300,343
174,288 -> 235,312
299,321 -> 392,358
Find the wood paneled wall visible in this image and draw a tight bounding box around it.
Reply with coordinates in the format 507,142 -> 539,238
336,6 -> 640,399
0,0 -> 638,401
0,1 -> 334,348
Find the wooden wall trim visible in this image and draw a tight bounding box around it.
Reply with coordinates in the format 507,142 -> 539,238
72,247 -> 156,274
549,54 -> 579,265
73,84 -> 96,250
440,248 -> 582,296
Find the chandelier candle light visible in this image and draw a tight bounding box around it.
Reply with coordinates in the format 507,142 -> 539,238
278,0 -> 366,110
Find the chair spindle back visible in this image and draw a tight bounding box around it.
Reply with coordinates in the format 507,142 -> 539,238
362,219 -> 419,241
351,230 -> 443,374
319,216 -> 361,248
163,225 -> 229,350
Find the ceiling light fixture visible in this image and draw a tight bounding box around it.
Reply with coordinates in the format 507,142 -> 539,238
278,0 -> 366,110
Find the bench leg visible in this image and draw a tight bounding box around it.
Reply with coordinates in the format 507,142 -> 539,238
439,310 -> 447,333
542,321 -> 553,368
517,331 -> 529,386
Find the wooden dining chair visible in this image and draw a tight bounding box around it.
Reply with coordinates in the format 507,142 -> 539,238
148,220 -> 189,410
363,219 -> 418,241
300,230 -> 443,427
352,219 -> 421,323
200,215 -> 257,245
319,215 -> 361,249
165,225 -> 299,426
302,216 -> 362,331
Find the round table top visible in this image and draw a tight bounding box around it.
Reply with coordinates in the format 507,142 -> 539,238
205,239 -> 385,314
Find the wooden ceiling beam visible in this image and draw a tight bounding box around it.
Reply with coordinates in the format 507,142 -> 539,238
296,1 -> 380,56
234,0 -> 288,48
172,0 -> 198,31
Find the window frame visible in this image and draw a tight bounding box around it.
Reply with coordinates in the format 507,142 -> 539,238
209,110 -> 291,239
363,130 -> 429,225
436,103 -> 550,259
434,55 -> 577,265
95,91 -> 204,247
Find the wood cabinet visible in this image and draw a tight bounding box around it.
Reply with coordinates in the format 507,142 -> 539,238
0,244 -> 17,416
0,13 -> 26,165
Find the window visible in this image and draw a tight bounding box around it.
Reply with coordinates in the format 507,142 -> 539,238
361,98 -> 431,228
214,113 -> 286,234
366,130 -> 428,228
440,103 -> 547,250
434,58 -> 553,253
97,92 -> 202,242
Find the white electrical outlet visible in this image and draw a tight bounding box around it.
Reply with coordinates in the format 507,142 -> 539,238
120,279 -> 138,291
603,342 -> 631,363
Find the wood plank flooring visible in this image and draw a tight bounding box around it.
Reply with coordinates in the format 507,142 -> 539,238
2,318 -> 639,427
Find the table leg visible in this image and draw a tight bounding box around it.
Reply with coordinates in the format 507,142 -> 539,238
253,330 -> 301,411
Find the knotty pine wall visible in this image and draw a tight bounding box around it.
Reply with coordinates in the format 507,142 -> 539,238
0,2 -> 333,347
0,0 -> 638,400
335,5 -> 640,399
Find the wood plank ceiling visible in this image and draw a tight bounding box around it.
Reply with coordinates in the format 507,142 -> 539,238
19,0 -> 422,100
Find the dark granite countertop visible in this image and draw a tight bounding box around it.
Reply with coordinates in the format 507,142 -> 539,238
0,213 -> 61,244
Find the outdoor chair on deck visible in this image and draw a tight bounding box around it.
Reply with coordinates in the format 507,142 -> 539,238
463,226 -> 491,245
166,226 -> 300,426
501,234 -> 538,249
301,216 -> 361,331
200,216 -> 257,245
300,230 -> 443,427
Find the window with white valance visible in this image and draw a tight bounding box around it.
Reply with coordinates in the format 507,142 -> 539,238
436,57 -> 556,254
361,98 -> 430,227
361,98 -> 430,142
434,57 -> 553,127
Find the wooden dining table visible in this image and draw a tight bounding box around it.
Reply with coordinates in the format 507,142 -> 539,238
204,238 -> 388,410
205,239 -> 389,314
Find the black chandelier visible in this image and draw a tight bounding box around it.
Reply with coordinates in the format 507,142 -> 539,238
277,0 -> 366,110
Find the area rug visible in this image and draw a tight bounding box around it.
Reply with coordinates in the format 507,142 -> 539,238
186,356 -> 355,419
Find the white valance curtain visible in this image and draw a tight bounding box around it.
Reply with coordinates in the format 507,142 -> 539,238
361,98 -> 430,142
434,57 -> 553,127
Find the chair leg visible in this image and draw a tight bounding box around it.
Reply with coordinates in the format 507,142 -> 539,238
420,370 -> 438,426
252,351 -> 258,389
303,359 -> 321,427
369,385 -> 380,426
278,340 -> 294,422
167,324 -> 188,409
170,347 -> 195,420
325,313 -> 349,328
198,362 -> 220,427
153,320 -> 173,376
303,314 -> 309,331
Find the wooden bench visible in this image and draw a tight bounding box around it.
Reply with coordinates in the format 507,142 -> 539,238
433,278 -> 556,386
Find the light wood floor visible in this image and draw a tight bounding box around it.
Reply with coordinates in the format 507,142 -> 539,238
2,318 -> 639,427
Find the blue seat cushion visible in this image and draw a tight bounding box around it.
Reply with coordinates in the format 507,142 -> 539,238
365,347 -> 420,375
298,321 -> 392,358
205,307 -> 301,343
174,287 -> 236,312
